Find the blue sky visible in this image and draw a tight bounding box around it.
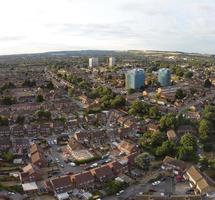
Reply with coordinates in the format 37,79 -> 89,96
0,0 -> 215,55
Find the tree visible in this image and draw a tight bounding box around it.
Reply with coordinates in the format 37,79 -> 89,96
175,89 -> 186,100
177,146 -> 196,161
46,81 -> 54,89
204,79 -> 212,88
177,133 -> 197,161
22,79 -> 36,87
0,116 -> 9,126
198,119 -> 213,141
16,115 -> 25,124
134,152 -> 151,171
111,95 -> 126,108
1,152 -> 14,162
129,101 -> 150,116
180,133 -> 197,149
139,131 -> 165,152
68,88 -> 74,97
1,96 -> 16,105
105,180 -> 124,195
185,71 -> 193,78
159,114 -> 177,130
156,141 -> 176,157
149,106 -> 159,119
36,109 -> 51,120
36,95 -> 44,103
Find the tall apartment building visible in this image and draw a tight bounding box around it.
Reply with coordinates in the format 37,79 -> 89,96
109,57 -> 116,67
158,68 -> 171,87
89,57 -> 99,67
125,69 -> 145,90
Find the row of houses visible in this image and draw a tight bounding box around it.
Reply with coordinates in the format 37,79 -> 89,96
45,152 -> 137,195
0,121 -> 66,137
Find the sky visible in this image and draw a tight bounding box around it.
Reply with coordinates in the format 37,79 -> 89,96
0,0 -> 215,55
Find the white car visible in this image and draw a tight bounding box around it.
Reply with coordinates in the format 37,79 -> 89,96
69,162 -> 76,167
116,190 -> 124,196
152,181 -> 161,186
90,163 -> 98,168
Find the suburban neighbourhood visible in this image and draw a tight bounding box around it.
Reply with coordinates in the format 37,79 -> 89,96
0,51 -> 215,200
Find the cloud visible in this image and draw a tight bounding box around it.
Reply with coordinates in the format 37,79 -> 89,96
45,22 -> 138,39
0,36 -> 26,42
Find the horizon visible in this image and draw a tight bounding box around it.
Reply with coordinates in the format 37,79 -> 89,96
0,0 -> 215,55
0,49 -> 213,57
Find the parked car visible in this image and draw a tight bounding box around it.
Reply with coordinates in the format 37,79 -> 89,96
152,181 -> 161,186
148,188 -> 157,193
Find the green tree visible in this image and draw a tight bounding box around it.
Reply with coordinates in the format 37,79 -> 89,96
198,119 -> 213,141
16,115 -> 25,124
111,95 -> 126,108
1,96 -> 16,105
2,152 -> 14,162
149,106 -> 159,119
129,101 -> 150,116
68,88 -> 74,97
175,89 -> 186,100
180,133 -> 197,149
204,79 -> 212,88
156,141 -> 176,157
0,116 -> 9,126
105,180 -> 124,195
160,114 -> 177,130
36,95 -> 44,102
134,152 -> 151,171
177,146 -> 196,161
185,71 -> 193,78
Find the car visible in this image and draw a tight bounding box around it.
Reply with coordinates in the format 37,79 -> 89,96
160,177 -> 166,182
90,163 -> 98,168
69,162 -> 76,167
116,191 -> 124,196
53,139 -> 57,144
8,192 -> 15,195
152,181 -> 161,186
186,188 -> 194,194
148,188 -> 157,193
176,175 -> 185,182
60,164 -> 64,168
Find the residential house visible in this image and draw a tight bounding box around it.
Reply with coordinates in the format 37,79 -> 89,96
117,140 -> 137,155
72,171 -> 95,189
108,161 -> 128,175
0,137 -> 11,151
30,144 -> 47,167
40,123 -> 52,136
20,164 -> 41,183
25,124 -> 39,136
91,165 -> 114,182
11,124 -> 26,137
47,176 -> 73,194
0,126 -> 10,137
185,166 -> 215,195
162,156 -> 188,174
167,130 -> 177,142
